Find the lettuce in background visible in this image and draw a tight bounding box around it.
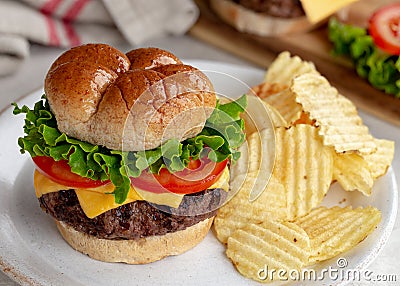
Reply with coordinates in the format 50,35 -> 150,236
328,17 -> 400,98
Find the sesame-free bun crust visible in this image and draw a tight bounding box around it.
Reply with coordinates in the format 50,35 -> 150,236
45,44 -> 216,151
126,47 -> 182,70
48,43 -> 130,73
210,0 -> 315,36
56,218 -> 213,264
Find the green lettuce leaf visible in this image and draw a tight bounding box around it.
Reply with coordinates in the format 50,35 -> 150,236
328,17 -> 400,98
13,94 -> 247,204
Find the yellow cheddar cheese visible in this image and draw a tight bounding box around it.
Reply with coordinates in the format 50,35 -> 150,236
301,0 -> 359,24
33,167 -> 230,219
74,189 -> 141,219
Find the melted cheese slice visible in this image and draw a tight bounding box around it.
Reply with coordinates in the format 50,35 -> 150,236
34,167 -> 230,219
301,0 -> 359,23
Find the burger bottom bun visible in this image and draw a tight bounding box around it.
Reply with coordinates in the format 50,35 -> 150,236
210,0 -> 315,36
56,217 -> 214,264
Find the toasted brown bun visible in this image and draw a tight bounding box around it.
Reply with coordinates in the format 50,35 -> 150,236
48,43 -> 130,73
126,47 -> 182,70
45,44 -> 216,151
56,217 -> 214,264
210,0 -> 315,36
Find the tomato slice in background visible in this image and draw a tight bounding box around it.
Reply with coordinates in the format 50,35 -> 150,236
369,3 -> 400,55
33,156 -> 110,188
130,157 -> 228,195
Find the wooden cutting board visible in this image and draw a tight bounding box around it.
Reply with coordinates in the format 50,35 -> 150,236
189,0 -> 400,127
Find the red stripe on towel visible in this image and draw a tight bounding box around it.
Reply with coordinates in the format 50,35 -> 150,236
63,22 -> 81,46
39,0 -> 62,15
63,0 -> 91,21
62,0 -> 90,46
44,16 -> 60,46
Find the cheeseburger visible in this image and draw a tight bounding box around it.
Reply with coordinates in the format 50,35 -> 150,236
13,44 -> 247,264
209,0 -> 356,36
210,0 -> 313,36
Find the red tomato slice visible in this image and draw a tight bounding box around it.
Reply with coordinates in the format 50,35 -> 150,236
33,156 -> 110,188
130,157 -> 228,195
369,3 -> 400,55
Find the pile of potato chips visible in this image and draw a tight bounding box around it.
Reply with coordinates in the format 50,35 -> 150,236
214,52 -> 395,283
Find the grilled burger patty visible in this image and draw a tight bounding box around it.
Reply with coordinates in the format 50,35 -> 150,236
234,0 -> 305,18
39,188 -> 227,240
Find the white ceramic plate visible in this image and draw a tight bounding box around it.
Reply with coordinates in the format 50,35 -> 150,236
0,60 -> 397,286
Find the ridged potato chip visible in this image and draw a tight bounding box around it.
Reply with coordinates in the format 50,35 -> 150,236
247,129 -> 275,175
362,139 -> 395,179
292,73 -> 376,154
226,220 -> 310,283
241,95 -> 276,136
251,82 -> 287,98
262,102 -> 287,128
333,152 -> 374,196
214,174 -> 287,244
264,51 -> 319,85
294,206 -> 381,264
292,111 -> 315,126
231,97 -> 276,181
229,126 -> 275,199
215,51 -> 393,283
255,87 -> 302,125
274,125 -> 334,220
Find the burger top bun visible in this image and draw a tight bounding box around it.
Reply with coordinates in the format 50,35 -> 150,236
48,44 -> 131,74
126,47 -> 182,70
210,0 -> 315,36
45,44 -> 216,151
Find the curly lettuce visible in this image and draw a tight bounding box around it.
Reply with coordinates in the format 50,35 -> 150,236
12,95 -> 247,204
328,17 -> 400,98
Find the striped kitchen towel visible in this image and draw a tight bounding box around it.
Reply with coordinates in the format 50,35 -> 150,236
0,0 -> 199,76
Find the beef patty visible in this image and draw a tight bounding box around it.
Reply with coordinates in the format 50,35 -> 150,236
234,0 -> 305,18
39,188 -> 227,240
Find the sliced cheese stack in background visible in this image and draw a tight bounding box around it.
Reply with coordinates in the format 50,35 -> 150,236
301,0 -> 359,23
